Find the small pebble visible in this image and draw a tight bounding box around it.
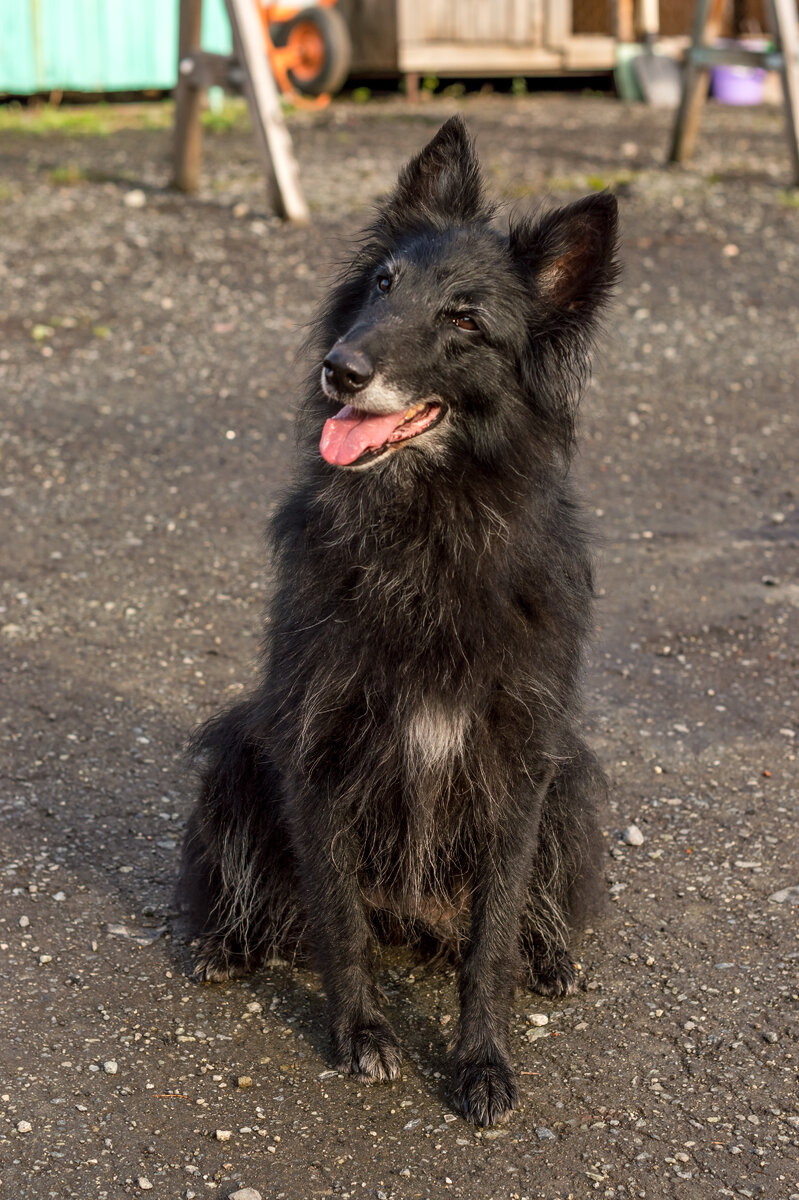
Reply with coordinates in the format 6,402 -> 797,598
124,189 -> 147,208
17,1120 -> 32,1133
138,1179 -> 153,1192
103,1060 -> 118,1075
769,885 -> 799,904
215,1129 -> 232,1141
19,915 -> 30,928
525,1026 -> 548,1042
762,1031 -> 779,1044
536,1126 -> 557,1141
228,1190 -> 262,1200
622,824 -> 644,846
237,1075 -> 253,1089
528,1013 -> 549,1027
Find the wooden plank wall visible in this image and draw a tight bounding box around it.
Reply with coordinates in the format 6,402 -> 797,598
400,0 -> 547,45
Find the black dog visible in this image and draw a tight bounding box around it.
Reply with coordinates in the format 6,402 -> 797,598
180,116 -> 617,1126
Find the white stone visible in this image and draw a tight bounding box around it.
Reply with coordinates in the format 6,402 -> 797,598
623,824 -> 645,846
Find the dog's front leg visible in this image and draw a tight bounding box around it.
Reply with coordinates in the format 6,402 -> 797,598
452,797 -> 543,1126
290,798 -> 401,1082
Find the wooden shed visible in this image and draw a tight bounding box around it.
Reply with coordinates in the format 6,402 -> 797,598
341,0 -> 765,81
396,0 -> 615,77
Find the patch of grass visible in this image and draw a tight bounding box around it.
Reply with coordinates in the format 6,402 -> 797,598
0,100 -> 174,136
511,77 -> 528,97
201,97 -> 249,133
48,163 -> 87,186
351,87 -> 372,104
777,188 -> 799,208
585,172 -> 632,192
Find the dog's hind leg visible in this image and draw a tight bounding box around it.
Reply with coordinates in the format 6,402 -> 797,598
178,701 -> 303,981
521,740 -> 606,997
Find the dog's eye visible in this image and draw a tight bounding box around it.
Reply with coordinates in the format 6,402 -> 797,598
452,315 -> 478,332
376,276 -> 392,294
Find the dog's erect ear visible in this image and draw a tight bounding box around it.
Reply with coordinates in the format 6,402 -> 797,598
510,192 -> 619,316
380,116 -> 486,227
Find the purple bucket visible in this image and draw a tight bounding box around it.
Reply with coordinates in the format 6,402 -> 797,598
712,39 -> 768,106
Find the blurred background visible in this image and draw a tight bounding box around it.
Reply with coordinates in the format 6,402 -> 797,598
0,0 -> 782,107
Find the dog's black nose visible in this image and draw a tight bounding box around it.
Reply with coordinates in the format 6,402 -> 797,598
323,344 -> 374,394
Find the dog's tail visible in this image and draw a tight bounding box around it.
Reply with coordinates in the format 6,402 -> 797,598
178,701 -> 305,979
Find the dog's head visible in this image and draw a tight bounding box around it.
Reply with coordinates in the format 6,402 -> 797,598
312,116 -> 619,471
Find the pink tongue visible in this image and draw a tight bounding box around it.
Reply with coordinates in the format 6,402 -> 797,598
319,405 -> 406,466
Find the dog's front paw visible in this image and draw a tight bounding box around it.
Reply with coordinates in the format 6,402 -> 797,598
451,1058 -> 518,1126
191,939 -> 250,983
526,947 -> 579,997
333,1022 -> 402,1082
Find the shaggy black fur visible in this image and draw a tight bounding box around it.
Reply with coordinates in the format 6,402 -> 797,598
179,116 -> 618,1126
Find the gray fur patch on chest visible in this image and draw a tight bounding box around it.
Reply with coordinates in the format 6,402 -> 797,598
404,703 -> 469,773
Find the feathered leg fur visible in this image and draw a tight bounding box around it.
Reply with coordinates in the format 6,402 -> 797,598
179,702 -> 304,981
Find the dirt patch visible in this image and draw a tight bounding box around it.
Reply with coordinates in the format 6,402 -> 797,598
0,93 -> 797,1198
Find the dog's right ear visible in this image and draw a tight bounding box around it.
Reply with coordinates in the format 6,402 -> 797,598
378,116 -> 487,229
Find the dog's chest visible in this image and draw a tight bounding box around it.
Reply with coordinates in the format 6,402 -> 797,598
403,702 -> 469,774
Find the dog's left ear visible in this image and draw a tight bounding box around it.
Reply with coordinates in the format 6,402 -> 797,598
380,115 -> 487,228
510,192 -> 619,318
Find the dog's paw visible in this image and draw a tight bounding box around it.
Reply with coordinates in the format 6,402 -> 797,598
451,1058 -> 518,1127
333,1022 -> 402,1082
191,942 -> 250,983
526,948 -> 579,997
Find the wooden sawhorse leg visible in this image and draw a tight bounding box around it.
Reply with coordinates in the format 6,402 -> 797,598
668,0 -> 725,165
669,0 -> 799,186
769,0 -> 799,185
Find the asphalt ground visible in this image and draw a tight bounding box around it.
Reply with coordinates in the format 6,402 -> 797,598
0,92 -> 797,1199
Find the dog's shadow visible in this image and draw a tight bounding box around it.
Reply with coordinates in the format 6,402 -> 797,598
179,942 -> 456,1101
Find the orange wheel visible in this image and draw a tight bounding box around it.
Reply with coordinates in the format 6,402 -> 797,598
270,7 -> 351,97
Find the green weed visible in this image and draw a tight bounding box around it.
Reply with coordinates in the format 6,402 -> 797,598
48,163 -> 87,186
0,101 -> 173,136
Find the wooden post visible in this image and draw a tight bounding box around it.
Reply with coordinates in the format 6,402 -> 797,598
669,0 -> 724,165
614,0 -> 635,43
173,0 -> 204,192
769,0 -> 799,185
223,0 -> 309,224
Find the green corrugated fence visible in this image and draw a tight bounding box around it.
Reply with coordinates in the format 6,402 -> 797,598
0,0 -> 233,94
